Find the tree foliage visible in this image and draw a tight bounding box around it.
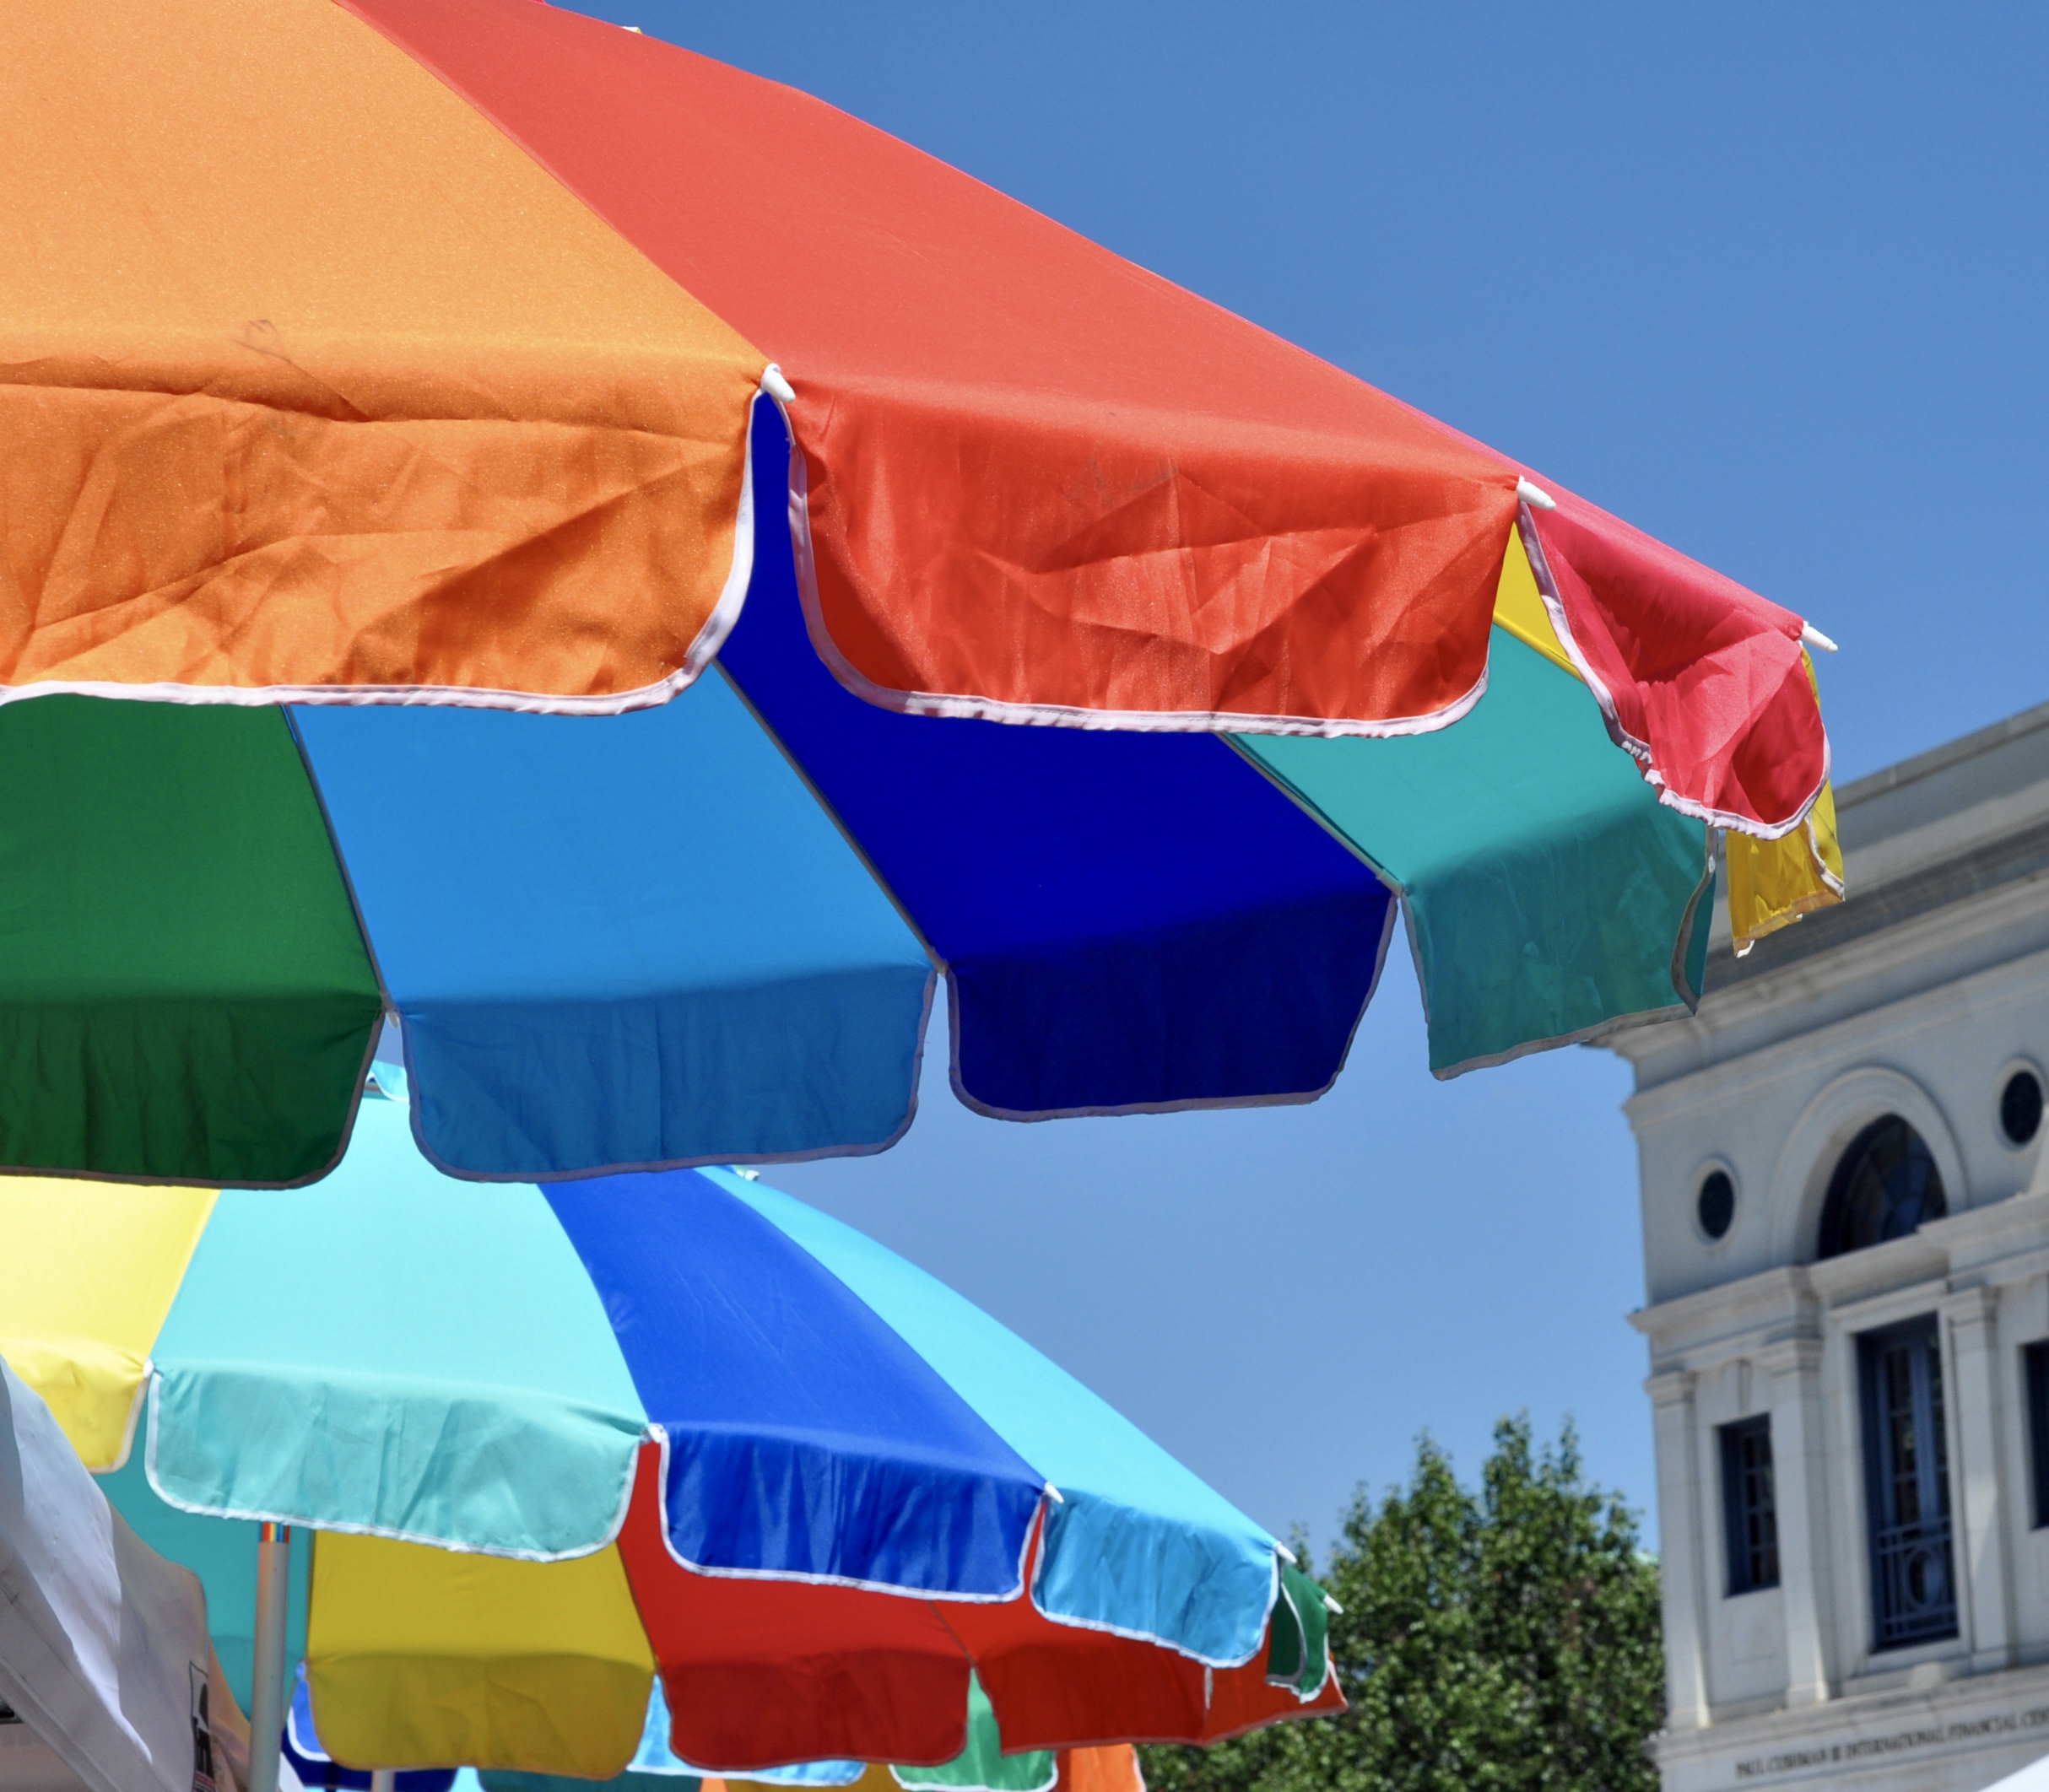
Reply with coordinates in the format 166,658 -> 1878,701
1142,1417 -> 1662,1792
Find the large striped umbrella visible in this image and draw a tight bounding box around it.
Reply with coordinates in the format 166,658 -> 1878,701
0,1091 -> 1338,1782
0,0 -> 1839,1191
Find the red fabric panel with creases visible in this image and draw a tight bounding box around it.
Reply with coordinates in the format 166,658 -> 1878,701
941,1595 -> 1209,1748
338,0 -> 1522,735
616,1444 -> 976,1770
1402,394 -> 1829,832
616,1442 -> 1343,1760
1522,494 -> 1823,831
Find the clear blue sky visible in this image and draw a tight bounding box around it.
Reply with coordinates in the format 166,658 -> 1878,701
580,0 -> 2049,1555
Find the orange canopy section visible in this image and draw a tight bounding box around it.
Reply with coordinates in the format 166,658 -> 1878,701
0,0 -> 765,709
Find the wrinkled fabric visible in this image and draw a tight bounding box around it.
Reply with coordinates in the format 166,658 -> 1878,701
149,1103 -> 647,1559
614,1448 -> 1338,1768
343,0 -> 1827,824
1,1135 -> 1321,1765
1723,659 -> 1845,949
1516,494 -> 1826,833
711,1172 -> 1279,1668
307,1536 -> 655,1778
5,0 -> 1830,831
0,1183 -> 214,1470
0,0 -> 762,706
546,1172 -> 1044,1596
343,0 -> 1522,732
1726,780 -> 1845,953
286,1666 -> 454,1792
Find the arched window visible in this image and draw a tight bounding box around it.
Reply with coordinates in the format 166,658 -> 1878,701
1818,1116 -> 1947,1259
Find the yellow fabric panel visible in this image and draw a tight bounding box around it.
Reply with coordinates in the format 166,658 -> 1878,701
307,1532 -> 655,1776
0,1181 -> 214,1468
1723,656 -> 1846,953
1725,780 -> 1846,953
0,0 -> 764,704
1489,526 -> 1579,678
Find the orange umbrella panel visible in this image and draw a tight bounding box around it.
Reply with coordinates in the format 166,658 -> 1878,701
0,0 -> 766,710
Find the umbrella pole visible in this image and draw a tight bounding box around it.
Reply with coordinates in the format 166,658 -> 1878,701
247,1522 -> 292,1792
370,1773 -> 396,1792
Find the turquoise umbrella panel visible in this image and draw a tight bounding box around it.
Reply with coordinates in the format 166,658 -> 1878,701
1236,626 -> 1716,1077
147,1099 -> 646,1558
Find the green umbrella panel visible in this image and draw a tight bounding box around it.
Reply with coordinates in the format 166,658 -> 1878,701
1236,537 -> 1713,1076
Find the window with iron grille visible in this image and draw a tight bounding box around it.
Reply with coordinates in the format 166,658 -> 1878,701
1858,1315 -> 1957,1649
1719,1416 -> 1780,1595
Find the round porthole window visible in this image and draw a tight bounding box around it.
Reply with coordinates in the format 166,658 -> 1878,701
1696,1169 -> 1736,1241
2003,1068 -> 2043,1147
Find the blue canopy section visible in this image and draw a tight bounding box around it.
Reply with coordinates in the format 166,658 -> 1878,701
543,1169 -> 1046,1597
290,672 -> 933,1179
718,396 -> 1397,1119
705,1169 -> 1279,1668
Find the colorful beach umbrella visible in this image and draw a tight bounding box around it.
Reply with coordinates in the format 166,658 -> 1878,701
0,0 -> 1841,1190
0,1093 -> 1339,1778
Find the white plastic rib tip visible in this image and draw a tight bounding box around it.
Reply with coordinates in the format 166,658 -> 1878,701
1515,476 -> 1557,510
762,364 -> 797,405
1323,1594 -> 1343,1615
1274,1542 -> 1298,1565
1801,621 -> 1839,653
1045,1483 -> 1065,1504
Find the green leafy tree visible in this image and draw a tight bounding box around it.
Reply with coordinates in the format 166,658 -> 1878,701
1142,1417 -> 1662,1792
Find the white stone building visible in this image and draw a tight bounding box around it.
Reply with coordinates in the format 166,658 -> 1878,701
1610,701 -> 2049,1792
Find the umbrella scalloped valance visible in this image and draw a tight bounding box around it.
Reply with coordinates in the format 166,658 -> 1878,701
0,0 -> 1825,839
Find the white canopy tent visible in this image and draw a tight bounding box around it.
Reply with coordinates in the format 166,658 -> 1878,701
0,1359 -> 255,1792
